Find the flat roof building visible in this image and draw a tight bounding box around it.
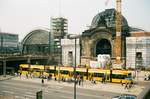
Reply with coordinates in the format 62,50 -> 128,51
0,32 -> 19,55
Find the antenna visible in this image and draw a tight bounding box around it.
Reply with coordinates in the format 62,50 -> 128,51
105,0 -> 110,6
58,0 -> 61,17
115,0 -> 122,64
105,0 -> 110,9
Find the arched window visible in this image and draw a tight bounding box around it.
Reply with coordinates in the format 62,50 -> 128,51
96,39 -> 111,56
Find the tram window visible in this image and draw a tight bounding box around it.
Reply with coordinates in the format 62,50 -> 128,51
107,75 -> 110,80
76,72 -> 81,75
93,73 -> 104,77
128,73 -> 132,77
48,69 -> 56,73
76,71 -> 87,76
112,74 -> 127,79
83,72 -> 87,76
22,68 -> 29,71
33,68 -> 42,72
33,68 -> 40,71
60,70 -> 69,74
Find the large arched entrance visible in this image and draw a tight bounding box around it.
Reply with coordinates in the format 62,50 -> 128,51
96,39 -> 111,56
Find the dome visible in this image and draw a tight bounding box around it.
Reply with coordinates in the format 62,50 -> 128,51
22,27 -> 50,45
21,27 -> 52,55
91,9 -> 128,29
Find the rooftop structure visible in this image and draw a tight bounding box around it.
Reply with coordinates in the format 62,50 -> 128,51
50,17 -> 68,38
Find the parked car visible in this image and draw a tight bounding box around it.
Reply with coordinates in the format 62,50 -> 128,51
112,94 -> 137,99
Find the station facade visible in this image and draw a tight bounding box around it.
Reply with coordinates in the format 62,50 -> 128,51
62,9 -> 150,69
80,9 -> 150,69
20,9 -> 150,69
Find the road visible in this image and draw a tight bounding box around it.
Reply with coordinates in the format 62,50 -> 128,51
0,79 -> 122,99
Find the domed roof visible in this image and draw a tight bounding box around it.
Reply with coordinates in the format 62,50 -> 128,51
22,27 -> 50,45
91,9 -> 128,29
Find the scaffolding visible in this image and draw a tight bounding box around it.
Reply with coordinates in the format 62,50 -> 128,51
50,17 -> 68,39
126,36 -> 150,69
50,17 -> 68,65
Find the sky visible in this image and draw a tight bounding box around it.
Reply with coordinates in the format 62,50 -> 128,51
0,0 -> 150,41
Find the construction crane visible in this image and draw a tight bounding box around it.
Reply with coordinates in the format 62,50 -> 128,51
116,0 -> 122,36
105,0 -> 122,64
115,0 -> 122,64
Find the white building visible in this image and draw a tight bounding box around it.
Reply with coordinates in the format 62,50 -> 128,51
61,38 -> 80,67
126,32 -> 150,69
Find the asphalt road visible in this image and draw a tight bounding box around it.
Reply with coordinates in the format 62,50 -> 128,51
0,79 -> 121,99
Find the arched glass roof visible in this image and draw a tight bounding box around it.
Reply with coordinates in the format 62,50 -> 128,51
22,28 -> 50,45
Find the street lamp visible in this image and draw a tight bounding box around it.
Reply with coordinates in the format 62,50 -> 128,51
58,44 -> 61,83
1,34 -> 6,77
68,34 -> 80,99
54,38 -> 61,83
3,57 -> 6,77
27,55 -> 31,74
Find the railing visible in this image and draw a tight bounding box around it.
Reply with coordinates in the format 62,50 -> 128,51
0,54 -> 51,61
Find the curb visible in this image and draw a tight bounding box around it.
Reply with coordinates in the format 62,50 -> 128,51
11,77 -> 143,95
0,76 -> 14,81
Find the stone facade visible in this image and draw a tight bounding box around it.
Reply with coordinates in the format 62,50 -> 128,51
80,9 -> 129,67
81,28 -> 126,66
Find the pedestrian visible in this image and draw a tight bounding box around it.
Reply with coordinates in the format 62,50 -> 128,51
90,75 -> 93,83
80,75 -> 84,86
148,74 -> 150,80
129,82 -> 132,89
78,75 -> 81,86
129,81 -> 133,88
93,78 -> 96,84
42,78 -> 44,86
14,72 -> 17,77
48,74 -> 51,81
103,76 -> 106,83
50,74 -> 52,80
102,77 -> 104,83
54,75 -> 57,81
19,72 -> 22,78
124,82 -> 128,89
121,80 -> 124,86
30,73 -> 32,78
79,78 -> 81,86
26,73 -> 28,79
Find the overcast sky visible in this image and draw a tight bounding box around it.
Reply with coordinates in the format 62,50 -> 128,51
0,0 -> 150,41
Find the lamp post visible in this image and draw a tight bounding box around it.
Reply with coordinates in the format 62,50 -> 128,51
68,34 -> 80,99
3,57 -> 6,77
54,38 -> 61,83
27,55 -> 31,74
1,34 -> 6,77
58,43 -> 61,83
74,38 -> 77,99
135,37 -> 137,81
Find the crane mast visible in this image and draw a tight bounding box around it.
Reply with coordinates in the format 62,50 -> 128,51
115,0 -> 122,63
116,0 -> 122,35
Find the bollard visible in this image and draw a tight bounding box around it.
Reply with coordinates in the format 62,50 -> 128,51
36,91 -> 42,99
